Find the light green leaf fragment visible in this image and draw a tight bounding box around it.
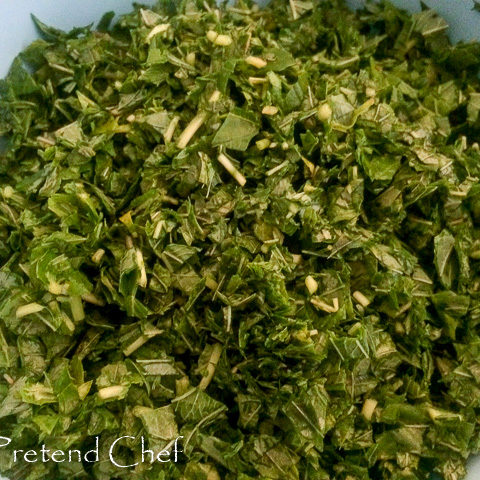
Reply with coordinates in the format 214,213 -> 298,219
212,109 -> 259,151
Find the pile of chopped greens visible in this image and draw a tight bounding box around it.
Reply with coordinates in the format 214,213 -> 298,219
3,0 -> 480,479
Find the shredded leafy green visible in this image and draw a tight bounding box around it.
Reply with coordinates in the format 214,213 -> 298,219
1,0 -> 480,479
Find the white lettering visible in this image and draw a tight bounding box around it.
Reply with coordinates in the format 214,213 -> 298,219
69,449 -> 82,462
84,436 -> 99,463
141,436 -> 154,463
40,444 -> 50,462
13,450 -> 23,462
109,436 -> 138,468
0,437 -> 11,448
24,450 -> 38,463
173,436 -> 183,462
157,449 -> 170,462
51,450 -> 65,463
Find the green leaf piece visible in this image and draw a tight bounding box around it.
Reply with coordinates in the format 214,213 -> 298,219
212,109 -> 259,151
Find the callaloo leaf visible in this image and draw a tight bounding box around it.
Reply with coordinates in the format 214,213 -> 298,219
212,109 -> 259,151
1,1 -> 480,479
265,48 -> 296,72
434,229 -> 456,289
31,14 -> 92,41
